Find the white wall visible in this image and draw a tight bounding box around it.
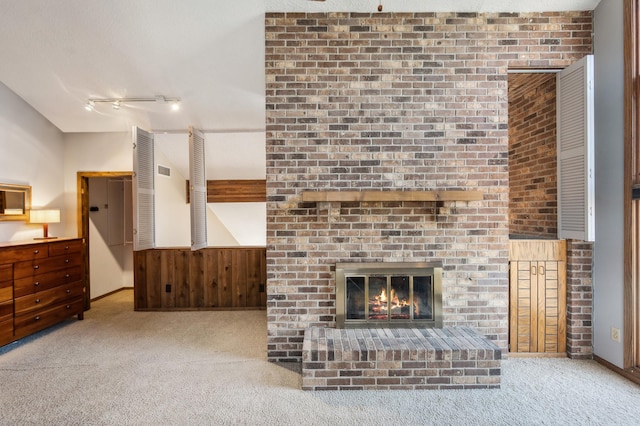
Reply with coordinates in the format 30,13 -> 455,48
593,0 -> 624,367
0,83 -> 66,242
63,131 -> 132,237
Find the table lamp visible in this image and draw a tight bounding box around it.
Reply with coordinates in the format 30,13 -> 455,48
29,209 -> 60,240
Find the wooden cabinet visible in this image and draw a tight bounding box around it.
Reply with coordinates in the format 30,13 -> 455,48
509,240 -> 566,354
0,264 -> 13,346
0,238 -> 85,346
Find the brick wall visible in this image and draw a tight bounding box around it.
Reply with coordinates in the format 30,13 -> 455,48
566,240 -> 594,359
508,72 -> 558,237
265,11 -> 593,362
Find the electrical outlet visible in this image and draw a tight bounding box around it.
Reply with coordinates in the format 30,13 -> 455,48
611,327 -> 621,342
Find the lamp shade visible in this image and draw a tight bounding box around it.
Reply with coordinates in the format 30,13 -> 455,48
29,209 -> 60,224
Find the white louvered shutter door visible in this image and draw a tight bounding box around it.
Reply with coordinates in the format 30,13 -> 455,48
189,127 -> 207,250
557,55 -> 595,242
132,126 -> 156,250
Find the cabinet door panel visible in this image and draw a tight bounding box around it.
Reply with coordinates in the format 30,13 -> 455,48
509,240 -> 567,354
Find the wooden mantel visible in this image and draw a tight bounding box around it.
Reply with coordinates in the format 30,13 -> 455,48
301,190 -> 483,203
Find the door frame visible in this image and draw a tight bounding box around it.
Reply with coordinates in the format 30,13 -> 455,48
77,171 -> 133,310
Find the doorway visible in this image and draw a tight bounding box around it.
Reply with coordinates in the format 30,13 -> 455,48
507,71 -> 567,355
77,172 -> 133,310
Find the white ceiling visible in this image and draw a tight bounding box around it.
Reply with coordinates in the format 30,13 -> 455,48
0,0 -> 600,134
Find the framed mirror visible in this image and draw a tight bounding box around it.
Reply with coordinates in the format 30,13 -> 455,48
0,183 -> 32,221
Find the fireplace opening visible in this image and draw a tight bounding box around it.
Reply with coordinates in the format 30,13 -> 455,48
336,262 -> 443,328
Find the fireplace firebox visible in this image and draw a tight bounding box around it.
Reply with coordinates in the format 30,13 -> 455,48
336,262 -> 443,328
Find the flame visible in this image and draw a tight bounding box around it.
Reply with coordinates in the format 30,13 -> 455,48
370,287 -> 411,317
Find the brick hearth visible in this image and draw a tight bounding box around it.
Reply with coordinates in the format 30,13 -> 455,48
302,326 -> 501,390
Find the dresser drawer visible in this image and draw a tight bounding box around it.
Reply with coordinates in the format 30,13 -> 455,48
14,297 -> 84,339
0,263 -> 12,283
0,281 -> 12,303
0,300 -> 12,323
0,318 -> 14,346
0,244 -> 48,264
14,266 -> 82,298
14,253 -> 82,279
15,284 -> 83,316
48,239 -> 83,257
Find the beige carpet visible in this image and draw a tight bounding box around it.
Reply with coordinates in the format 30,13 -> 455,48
0,289 -> 639,425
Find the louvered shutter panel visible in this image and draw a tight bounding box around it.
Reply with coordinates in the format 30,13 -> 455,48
557,55 -> 595,242
132,126 -> 155,250
189,127 -> 207,250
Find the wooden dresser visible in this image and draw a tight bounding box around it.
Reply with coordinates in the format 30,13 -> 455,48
0,238 -> 85,346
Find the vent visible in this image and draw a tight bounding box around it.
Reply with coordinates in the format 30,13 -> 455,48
157,165 -> 171,177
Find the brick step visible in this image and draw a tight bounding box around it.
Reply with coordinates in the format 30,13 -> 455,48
302,326 -> 501,391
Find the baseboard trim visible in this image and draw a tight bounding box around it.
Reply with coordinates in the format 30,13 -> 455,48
91,287 -> 133,302
594,355 -> 640,386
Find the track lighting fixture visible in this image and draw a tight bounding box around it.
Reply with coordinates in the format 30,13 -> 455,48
84,96 -> 181,112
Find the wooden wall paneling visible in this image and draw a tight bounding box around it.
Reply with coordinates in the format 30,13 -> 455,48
557,260 -> 567,353
204,249 -> 219,308
246,249 -> 261,307
134,247 -> 267,310
174,249 -> 191,308
186,179 -> 267,203
190,250 -> 206,307
232,250 -> 246,307
208,180 -> 267,203
160,250 -> 176,309
133,251 -> 145,309
218,250 -> 233,308
260,249 -> 267,307
146,250 -> 163,309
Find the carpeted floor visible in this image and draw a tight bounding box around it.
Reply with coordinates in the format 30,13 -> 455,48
0,289 -> 639,425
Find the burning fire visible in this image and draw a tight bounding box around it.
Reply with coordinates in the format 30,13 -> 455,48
370,287 -> 418,319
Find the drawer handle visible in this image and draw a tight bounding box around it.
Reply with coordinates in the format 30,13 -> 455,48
65,259 -> 70,263
65,273 -> 70,278
66,289 -> 71,294
66,305 -> 71,309
35,299 -> 40,303
34,282 -> 40,287
65,246 -> 70,250
35,316 -> 40,321
34,265 -> 39,270
34,249 -> 39,255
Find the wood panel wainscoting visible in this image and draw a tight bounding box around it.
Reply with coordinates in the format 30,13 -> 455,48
134,247 -> 266,310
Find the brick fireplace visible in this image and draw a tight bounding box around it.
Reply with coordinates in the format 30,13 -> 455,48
265,11 -> 593,362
